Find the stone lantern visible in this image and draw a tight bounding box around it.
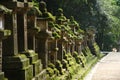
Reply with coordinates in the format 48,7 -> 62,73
27,7 -> 41,50
1,1 -> 35,80
36,1 -> 54,68
0,6 -> 11,80
36,17 -> 52,68
57,25 -> 69,61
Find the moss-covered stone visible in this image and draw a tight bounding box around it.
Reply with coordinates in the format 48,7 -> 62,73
4,65 -> 33,80
62,59 -> 69,70
56,8 -> 67,22
3,54 -> 30,69
0,72 -> 4,80
55,60 -> 64,75
21,50 -> 43,76
39,1 -> 55,21
0,30 -> 11,39
0,5 -> 11,14
27,7 -> 42,16
46,67 -> 54,77
3,54 -> 34,80
21,50 -> 38,64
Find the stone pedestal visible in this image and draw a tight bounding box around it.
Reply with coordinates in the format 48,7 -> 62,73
21,50 -> 43,76
3,54 -> 33,80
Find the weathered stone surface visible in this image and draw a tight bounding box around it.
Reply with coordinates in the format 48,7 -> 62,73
4,65 -> 33,80
3,13 -> 18,56
3,54 -> 29,69
21,50 -> 42,76
0,2 -> 24,9
0,72 -> 4,80
0,30 -> 11,39
24,2 -> 33,8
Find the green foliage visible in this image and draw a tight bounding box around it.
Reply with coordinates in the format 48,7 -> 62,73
32,0 -> 39,7
95,0 -> 120,50
73,51 -> 86,67
27,7 -> 42,16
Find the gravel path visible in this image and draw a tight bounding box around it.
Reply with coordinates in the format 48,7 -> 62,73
85,52 -> 120,80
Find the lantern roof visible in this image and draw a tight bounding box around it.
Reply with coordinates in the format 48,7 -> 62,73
27,7 -> 42,16
0,5 -> 12,14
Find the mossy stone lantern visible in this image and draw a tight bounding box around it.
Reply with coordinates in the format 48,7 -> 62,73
27,7 -> 41,50
36,17 -> 53,68
0,5 -> 11,80
36,1 -> 54,68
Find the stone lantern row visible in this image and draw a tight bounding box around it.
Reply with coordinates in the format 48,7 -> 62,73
36,8 -> 84,68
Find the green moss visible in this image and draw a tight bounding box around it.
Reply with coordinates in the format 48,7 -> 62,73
73,51 -> 86,67
42,10 -> 55,21
39,1 -> 47,11
27,7 -> 42,16
56,8 -> 67,22
39,1 -> 55,21
48,63 -> 55,69
62,59 -> 69,70
0,30 -> 11,39
55,60 -> 65,75
0,5 -> 12,14
46,67 -> 54,77
52,32 -> 61,39
69,16 -> 79,27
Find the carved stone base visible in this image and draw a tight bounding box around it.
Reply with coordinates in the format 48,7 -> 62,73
21,50 -> 43,76
3,54 -> 33,80
4,65 -> 33,80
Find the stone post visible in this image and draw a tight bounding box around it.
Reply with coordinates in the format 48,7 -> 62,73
57,39 -> 64,61
17,8 -> 28,52
70,40 -> 75,55
36,18 -> 52,68
57,32 -> 67,61
0,10 -> 11,80
0,12 -> 4,73
2,1 -> 33,80
27,15 -> 36,50
67,42 -> 71,53
3,11 -> 18,56
27,7 -> 39,51
48,39 -> 58,64
75,40 -> 82,54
